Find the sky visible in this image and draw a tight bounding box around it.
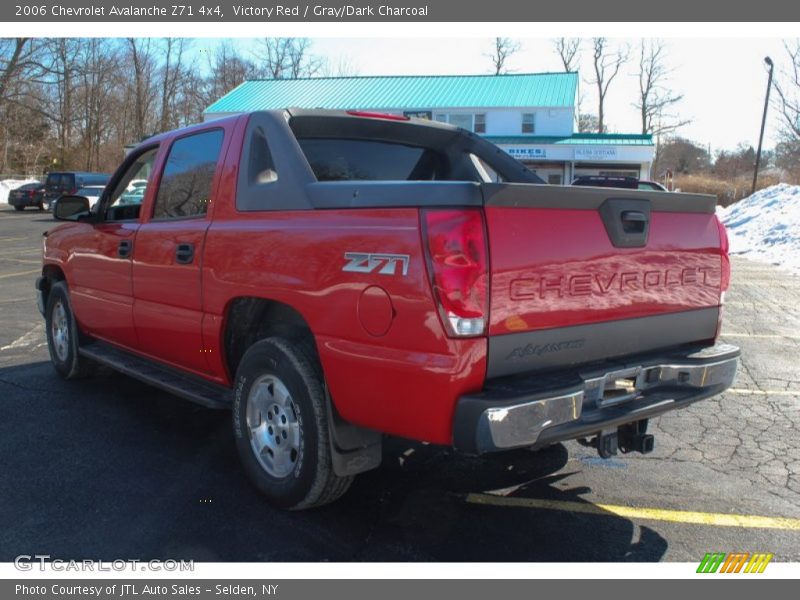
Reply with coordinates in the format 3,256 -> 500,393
282,37 -> 791,153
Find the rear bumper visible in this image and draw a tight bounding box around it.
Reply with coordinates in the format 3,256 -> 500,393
8,196 -> 37,207
453,343 -> 739,454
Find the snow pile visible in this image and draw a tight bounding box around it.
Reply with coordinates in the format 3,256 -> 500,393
718,183 -> 800,274
0,179 -> 38,204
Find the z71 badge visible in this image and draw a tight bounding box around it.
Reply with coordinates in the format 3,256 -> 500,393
342,252 -> 410,276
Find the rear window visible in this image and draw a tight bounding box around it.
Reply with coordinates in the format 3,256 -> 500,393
297,139 -> 446,181
46,174 -> 74,190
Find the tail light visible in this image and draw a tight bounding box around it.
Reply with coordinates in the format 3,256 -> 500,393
715,215 -> 731,293
714,215 -> 731,340
422,208 -> 489,337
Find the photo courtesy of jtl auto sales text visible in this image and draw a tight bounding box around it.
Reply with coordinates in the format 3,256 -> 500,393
1,0 -> 799,596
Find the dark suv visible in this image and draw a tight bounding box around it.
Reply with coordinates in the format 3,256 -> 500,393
44,172 -> 110,211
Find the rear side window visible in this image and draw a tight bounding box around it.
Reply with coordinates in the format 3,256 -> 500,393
153,129 -> 223,219
248,127 -> 277,184
46,174 -> 73,190
297,139 -> 446,181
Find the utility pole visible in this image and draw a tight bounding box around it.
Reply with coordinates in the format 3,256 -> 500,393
752,56 -> 774,196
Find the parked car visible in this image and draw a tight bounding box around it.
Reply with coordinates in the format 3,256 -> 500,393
572,175 -> 668,191
43,171 -> 110,211
7,182 -> 45,211
75,186 -> 106,209
38,110 -> 738,510
117,182 -> 146,205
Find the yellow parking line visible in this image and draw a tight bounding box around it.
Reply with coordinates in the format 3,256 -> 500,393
1,258 -> 40,264
721,333 -> 800,340
0,268 -> 39,280
466,493 -> 800,530
727,388 -> 798,396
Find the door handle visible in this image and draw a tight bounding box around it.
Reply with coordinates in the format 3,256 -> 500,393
175,243 -> 195,265
118,239 -> 133,258
620,210 -> 647,234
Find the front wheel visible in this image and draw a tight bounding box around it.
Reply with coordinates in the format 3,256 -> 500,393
45,281 -> 96,379
233,337 -> 353,510
13,205 -> 23,211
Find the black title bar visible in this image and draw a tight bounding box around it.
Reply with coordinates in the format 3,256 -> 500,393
5,0 -> 800,22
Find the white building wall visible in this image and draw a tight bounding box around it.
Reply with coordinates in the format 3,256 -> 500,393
429,107 -> 574,137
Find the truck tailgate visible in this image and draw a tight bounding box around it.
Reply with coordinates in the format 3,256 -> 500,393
482,183 -> 726,378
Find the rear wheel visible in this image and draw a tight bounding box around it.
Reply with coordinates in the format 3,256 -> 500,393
45,281 -> 96,379
13,205 -> 23,212
233,337 -> 353,510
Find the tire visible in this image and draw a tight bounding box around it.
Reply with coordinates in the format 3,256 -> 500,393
14,205 -> 23,212
233,337 -> 353,510
45,281 -> 95,379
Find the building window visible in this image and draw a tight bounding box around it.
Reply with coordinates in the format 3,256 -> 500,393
433,113 -> 486,133
522,113 -> 535,134
448,114 -> 473,131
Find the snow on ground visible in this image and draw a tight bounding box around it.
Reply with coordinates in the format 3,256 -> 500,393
718,183 -> 800,275
0,179 -> 38,204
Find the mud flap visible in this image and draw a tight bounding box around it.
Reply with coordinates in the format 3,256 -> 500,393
326,392 -> 383,477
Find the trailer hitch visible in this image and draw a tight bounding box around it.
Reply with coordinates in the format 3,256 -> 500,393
579,420 -> 654,458
618,419 -> 654,455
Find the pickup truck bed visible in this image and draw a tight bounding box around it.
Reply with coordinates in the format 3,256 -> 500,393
38,109 -> 738,509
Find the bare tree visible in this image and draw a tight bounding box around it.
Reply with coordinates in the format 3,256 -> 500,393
31,38 -> 85,168
205,40 -> 256,104
486,38 -> 521,75
126,38 -> 157,140
0,38 -> 36,109
578,113 -> 600,133
589,38 -> 629,133
553,38 -> 581,72
634,40 -> 690,137
253,38 -> 322,79
158,38 -> 190,132
76,39 -> 120,169
774,40 -> 800,143
320,55 -> 360,77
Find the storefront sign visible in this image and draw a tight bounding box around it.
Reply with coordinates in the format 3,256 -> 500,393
574,147 -> 618,160
506,147 -> 547,159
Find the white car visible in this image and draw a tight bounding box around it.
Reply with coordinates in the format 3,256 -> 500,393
76,185 -> 106,208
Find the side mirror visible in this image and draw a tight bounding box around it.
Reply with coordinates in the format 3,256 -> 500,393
54,195 -> 91,221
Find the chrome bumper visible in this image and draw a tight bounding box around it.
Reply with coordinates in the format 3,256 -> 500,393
453,343 -> 740,454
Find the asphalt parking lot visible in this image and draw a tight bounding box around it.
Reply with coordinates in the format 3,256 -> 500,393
1,204 -> 798,563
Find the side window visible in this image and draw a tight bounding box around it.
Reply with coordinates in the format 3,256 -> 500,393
248,127 -> 277,184
469,154 -> 504,183
105,148 -> 158,221
153,129 -> 224,220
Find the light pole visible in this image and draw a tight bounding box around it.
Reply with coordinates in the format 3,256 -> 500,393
752,56 -> 774,196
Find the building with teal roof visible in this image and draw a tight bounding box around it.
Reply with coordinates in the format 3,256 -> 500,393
204,73 -> 655,184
